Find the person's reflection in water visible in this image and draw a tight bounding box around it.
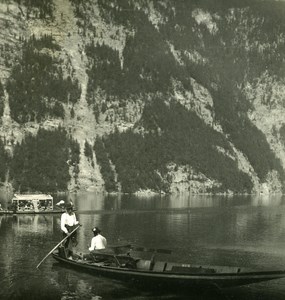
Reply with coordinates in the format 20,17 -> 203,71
56,268 -> 78,300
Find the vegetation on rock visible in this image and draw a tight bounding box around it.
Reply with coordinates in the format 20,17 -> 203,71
0,139 -> 9,183
0,81 -> 4,118
15,0 -> 54,19
9,127 -> 80,192
98,98 -> 253,193
6,35 -> 81,124
94,138 -> 117,192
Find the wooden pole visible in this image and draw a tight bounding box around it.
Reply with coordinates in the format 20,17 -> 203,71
36,225 -> 80,269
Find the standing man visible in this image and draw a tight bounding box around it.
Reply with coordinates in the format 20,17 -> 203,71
60,203 -> 79,258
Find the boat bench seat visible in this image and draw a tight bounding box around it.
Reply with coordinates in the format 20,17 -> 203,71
152,261 -> 167,272
136,260 -> 167,272
136,259 -> 152,270
165,262 -> 182,272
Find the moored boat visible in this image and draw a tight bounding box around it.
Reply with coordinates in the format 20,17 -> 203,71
3,193 -> 64,214
52,248 -> 285,289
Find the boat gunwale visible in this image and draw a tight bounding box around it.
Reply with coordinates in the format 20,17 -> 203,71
51,253 -> 285,280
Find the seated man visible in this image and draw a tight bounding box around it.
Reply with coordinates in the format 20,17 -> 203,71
84,227 -> 108,262
89,227 -> 107,251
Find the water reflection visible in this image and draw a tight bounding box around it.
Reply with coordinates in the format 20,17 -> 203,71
69,193 -> 252,212
251,194 -> 283,206
2,190 -> 285,213
12,215 -> 54,234
0,188 -> 13,210
69,192 -> 105,212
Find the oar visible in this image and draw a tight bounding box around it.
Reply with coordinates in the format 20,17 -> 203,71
36,225 -> 80,269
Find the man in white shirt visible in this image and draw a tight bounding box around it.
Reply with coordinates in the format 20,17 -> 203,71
83,227 -> 107,262
89,227 -> 107,251
60,203 -> 79,258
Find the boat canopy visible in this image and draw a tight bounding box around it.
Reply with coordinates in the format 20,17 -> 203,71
12,194 -> 53,201
12,194 -> 54,212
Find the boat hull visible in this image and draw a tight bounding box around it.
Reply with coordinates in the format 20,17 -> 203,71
52,253 -> 285,289
0,209 -> 64,215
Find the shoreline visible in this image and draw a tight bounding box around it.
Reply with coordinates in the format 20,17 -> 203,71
1,186 -> 284,198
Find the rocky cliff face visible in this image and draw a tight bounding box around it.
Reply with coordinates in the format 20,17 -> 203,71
1,0 -> 285,195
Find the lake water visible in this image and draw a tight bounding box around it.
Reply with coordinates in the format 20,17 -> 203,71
1,191 -> 285,299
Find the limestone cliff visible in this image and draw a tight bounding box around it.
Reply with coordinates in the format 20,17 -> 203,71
0,0 -> 285,195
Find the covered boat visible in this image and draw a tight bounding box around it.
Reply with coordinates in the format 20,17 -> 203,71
4,193 -> 64,214
52,247 -> 285,289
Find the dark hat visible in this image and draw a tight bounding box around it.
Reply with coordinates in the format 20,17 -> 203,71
65,203 -> 73,210
92,226 -> 101,234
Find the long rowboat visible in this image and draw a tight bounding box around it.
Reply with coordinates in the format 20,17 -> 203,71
52,250 -> 285,289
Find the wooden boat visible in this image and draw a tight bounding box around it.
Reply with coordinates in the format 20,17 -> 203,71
2,193 -> 64,214
52,248 -> 285,289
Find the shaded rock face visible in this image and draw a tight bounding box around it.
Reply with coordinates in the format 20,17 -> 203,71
0,0 -> 285,194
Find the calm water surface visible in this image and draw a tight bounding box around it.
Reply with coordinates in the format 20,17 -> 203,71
1,192 -> 285,299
